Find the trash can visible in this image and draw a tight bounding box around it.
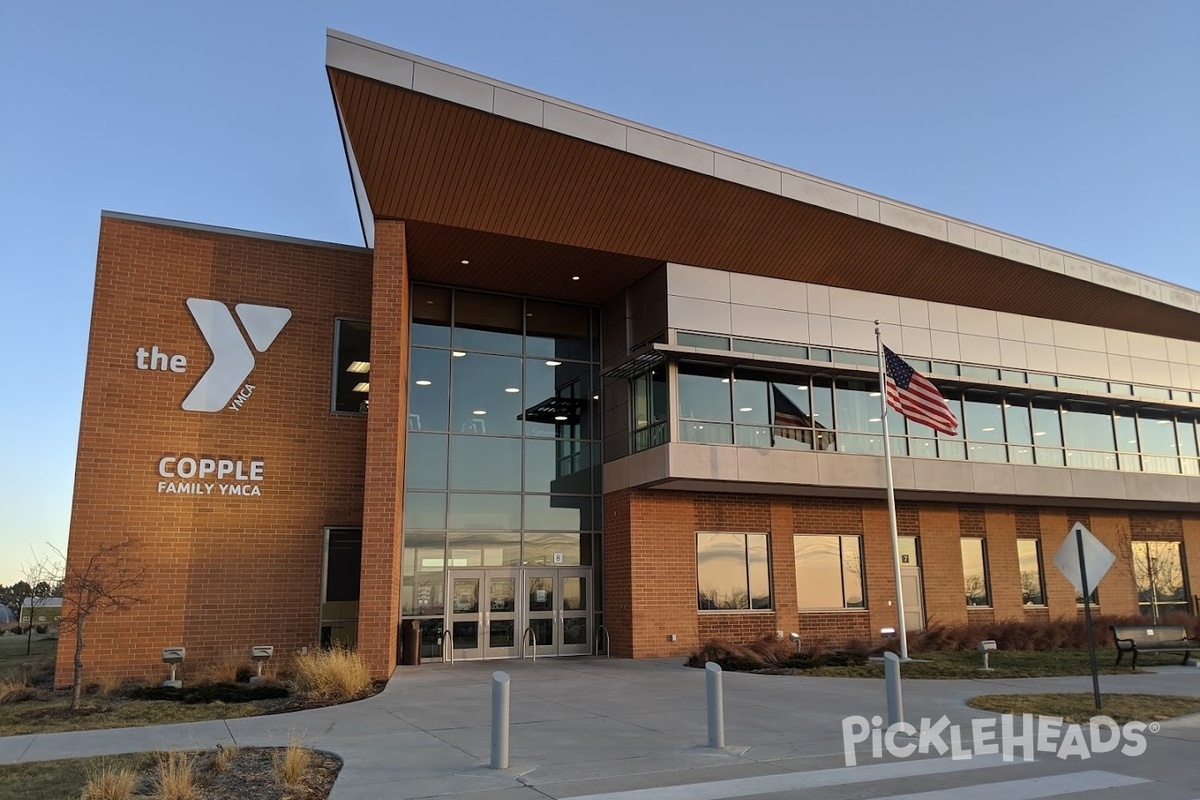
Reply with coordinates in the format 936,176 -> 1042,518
401,619 -> 421,666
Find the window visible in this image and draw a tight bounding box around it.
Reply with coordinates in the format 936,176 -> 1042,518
794,535 -> 865,609
1016,539 -> 1045,606
696,532 -> 771,610
631,366 -> 668,451
1132,540 -> 1188,621
321,528 -> 362,648
333,320 -> 371,413
960,538 -> 991,606
678,364 -> 734,444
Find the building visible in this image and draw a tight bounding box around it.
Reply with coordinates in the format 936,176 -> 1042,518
61,30 -> 1200,683
20,598 -> 62,629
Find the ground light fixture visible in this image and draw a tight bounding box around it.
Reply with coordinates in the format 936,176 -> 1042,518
249,645 -> 274,684
789,632 -> 801,653
162,647 -> 185,688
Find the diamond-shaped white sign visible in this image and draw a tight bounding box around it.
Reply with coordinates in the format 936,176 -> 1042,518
1053,522 -> 1116,595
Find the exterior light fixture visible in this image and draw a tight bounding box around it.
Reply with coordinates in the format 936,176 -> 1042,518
415,380 -> 432,386
571,276 -> 580,281
554,415 -> 568,421
788,632 -> 801,653
249,645 -> 273,684
461,259 -> 470,264
592,395 -> 599,400
162,647 -> 185,688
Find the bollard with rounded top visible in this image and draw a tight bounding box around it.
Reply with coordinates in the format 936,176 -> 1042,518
491,671 -> 510,769
706,662 -> 725,748
884,651 -> 903,727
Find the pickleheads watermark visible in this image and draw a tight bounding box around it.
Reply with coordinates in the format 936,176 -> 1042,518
841,713 -> 1155,767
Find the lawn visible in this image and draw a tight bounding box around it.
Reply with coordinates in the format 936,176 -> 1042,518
0,753 -> 154,800
0,694 -> 268,736
759,649 -> 1169,679
0,633 -> 56,673
968,693 -> 1200,725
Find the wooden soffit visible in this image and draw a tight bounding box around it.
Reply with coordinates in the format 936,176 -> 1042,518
329,67 -> 1199,342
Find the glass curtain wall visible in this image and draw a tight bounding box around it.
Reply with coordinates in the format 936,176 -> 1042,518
671,362 -> 1199,475
401,286 -> 601,656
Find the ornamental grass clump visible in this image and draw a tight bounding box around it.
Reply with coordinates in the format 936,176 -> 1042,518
273,732 -> 311,787
80,762 -> 139,800
290,645 -> 372,702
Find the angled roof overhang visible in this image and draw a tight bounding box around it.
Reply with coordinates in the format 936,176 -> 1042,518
326,30 -> 1199,342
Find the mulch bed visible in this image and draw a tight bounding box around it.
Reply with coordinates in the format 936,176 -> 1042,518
131,747 -> 342,800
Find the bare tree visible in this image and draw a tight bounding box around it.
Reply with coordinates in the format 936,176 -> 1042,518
18,550 -> 62,656
52,539 -> 146,710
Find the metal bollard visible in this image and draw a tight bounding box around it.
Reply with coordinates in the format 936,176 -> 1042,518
706,662 -> 725,748
884,651 -> 903,727
491,671 -> 510,769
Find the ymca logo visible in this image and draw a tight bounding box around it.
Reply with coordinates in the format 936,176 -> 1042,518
136,298 -> 291,413
183,299 -> 291,412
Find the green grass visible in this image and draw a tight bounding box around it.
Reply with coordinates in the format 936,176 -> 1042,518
762,649 -> 1168,679
0,694 -> 266,736
0,633 -> 56,675
968,693 -> 1200,725
0,753 -> 154,800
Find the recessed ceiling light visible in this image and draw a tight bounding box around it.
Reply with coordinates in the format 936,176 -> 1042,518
461,259 -> 470,265
453,351 -> 466,357
592,395 -> 599,400
1034,431 -> 1046,437
415,380 -> 432,386
869,392 -> 882,397
554,415 -> 568,421
352,382 -> 370,393
545,360 -> 561,366
346,361 -> 370,373
796,386 -> 808,391
739,407 -> 753,413
473,409 -> 487,415
869,417 -> 882,423
571,276 -> 580,281
505,387 -> 520,393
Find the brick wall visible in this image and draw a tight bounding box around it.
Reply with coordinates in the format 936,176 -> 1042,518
59,216 -> 371,686
357,220 -> 410,679
602,487 -> 1199,656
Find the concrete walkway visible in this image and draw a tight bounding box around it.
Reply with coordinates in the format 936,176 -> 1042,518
3,658 -> 1200,799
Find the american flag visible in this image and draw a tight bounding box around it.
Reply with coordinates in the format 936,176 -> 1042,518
771,386 -> 836,450
883,346 -> 958,436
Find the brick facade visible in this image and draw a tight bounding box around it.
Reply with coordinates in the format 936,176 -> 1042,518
601,488 -> 1197,655
58,216 -> 371,685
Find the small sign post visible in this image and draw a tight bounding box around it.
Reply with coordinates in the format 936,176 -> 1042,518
1052,522 -> 1115,711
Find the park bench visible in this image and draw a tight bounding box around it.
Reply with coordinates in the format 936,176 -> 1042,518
1110,624 -> 1196,671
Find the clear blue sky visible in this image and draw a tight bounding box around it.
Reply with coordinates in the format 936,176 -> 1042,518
1,2 -> 1197,583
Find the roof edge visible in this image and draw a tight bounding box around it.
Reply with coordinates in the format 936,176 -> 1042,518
324,28 -> 1197,316
100,211 -> 371,254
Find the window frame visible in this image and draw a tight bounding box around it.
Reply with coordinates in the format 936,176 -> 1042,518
793,534 -> 866,610
960,537 -> 992,608
331,317 -> 372,416
1015,538 -> 1047,607
695,531 -> 772,612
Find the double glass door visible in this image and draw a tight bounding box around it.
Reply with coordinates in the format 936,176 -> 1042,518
446,568 -> 590,659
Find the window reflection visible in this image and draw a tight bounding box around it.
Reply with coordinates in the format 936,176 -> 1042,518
449,531 -> 521,567
453,291 -> 523,354
450,353 -> 523,435
964,392 -> 1006,463
450,436 -> 522,492
409,348 -> 450,431
447,494 -> 521,529
794,535 -> 864,609
1138,411 -> 1180,474
1016,539 -> 1045,605
961,538 -> 990,606
1132,540 -> 1188,620
525,299 -> 590,361
411,285 -> 451,347
1062,401 -> 1117,470
696,532 -> 771,610
406,433 -> 448,490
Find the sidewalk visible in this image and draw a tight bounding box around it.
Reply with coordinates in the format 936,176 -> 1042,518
3,657 -> 1199,799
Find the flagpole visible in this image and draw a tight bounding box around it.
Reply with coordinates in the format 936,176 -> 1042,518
876,321 -> 909,661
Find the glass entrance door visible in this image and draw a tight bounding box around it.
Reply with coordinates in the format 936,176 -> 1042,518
444,567 -> 592,659
447,569 -> 520,660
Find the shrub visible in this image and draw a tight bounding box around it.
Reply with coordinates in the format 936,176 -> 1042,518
906,614 -> 1199,654
684,640 -> 764,672
290,645 -> 373,703
0,667 -> 40,704
81,762 -> 139,800
155,751 -> 197,800
273,732 -> 311,787
200,649 -> 253,684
